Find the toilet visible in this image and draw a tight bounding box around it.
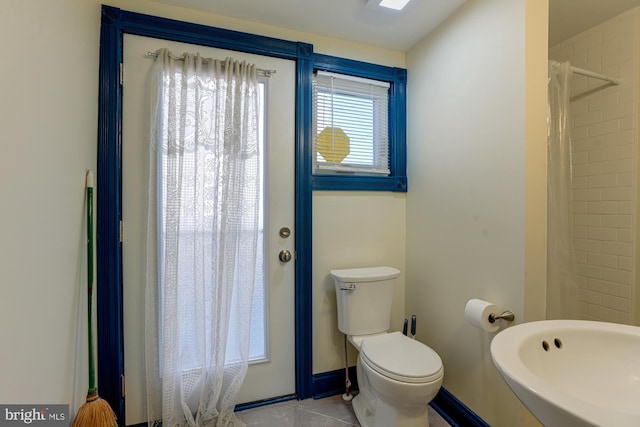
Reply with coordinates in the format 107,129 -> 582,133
332,266 -> 444,427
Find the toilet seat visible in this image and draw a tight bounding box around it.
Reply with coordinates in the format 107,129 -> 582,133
360,332 -> 443,384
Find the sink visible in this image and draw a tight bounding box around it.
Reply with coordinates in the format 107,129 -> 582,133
490,320 -> 640,427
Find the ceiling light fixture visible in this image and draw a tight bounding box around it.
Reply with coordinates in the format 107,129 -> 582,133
378,0 -> 411,11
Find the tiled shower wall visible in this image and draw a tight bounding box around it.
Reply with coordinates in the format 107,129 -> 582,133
549,8 -> 638,324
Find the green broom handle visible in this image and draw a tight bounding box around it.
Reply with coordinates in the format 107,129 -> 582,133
86,172 -> 97,393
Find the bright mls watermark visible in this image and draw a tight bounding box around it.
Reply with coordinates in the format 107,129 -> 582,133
0,405 -> 68,426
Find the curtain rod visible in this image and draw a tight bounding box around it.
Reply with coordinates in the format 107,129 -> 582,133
146,52 -> 276,77
571,65 -> 621,85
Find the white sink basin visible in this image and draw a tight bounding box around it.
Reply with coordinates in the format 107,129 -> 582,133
490,320 -> 640,427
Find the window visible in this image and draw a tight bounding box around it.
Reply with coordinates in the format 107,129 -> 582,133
311,54 -> 407,192
155,68 -> 267,372
313,71 -> 390,175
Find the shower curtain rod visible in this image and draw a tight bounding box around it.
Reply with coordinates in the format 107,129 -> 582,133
571,66 -> 621,85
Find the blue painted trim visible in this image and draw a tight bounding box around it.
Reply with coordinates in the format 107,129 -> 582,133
97,6 -> 125,422
105,6 -> 299,60
295,41 -> 315,400
312,175 -> 407,192
310,367 -> 358,400
311,54 -> 408,192
235,394 -> 297,412
97,5 -> 315,419
430,387 -> 490,427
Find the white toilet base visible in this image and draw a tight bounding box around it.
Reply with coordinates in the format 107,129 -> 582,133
352,393 -> 430,427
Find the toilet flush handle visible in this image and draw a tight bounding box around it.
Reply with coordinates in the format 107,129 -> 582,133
340,283 -> 356,291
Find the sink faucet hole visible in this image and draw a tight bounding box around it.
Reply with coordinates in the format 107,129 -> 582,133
554,338 -> 562,349
542,341 -> 550,351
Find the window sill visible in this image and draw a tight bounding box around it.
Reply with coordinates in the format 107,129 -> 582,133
311,175 -> 407,192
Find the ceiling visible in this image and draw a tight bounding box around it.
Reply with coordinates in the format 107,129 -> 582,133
151,0 -> 466,51
152,0 -> 640,51
549,0 -> 640,46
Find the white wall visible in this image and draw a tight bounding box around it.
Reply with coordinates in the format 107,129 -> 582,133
0,0 -> 101,411
0,0 -> 406,417
405,0 -> 548,425
549,8 -> 639,325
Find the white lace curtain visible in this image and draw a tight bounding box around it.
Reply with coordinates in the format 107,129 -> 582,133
547,60 -> 580,320
145,48 -> 260,427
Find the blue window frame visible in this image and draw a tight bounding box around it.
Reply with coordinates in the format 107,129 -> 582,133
312,54 -> 407,192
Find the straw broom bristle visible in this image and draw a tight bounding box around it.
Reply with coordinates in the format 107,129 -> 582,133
72,390 -> 118,427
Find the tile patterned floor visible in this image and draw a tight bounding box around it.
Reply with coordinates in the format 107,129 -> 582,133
236,394 -> 452,427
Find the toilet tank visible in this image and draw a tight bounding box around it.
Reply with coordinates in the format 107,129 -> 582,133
331,266 -> 400,336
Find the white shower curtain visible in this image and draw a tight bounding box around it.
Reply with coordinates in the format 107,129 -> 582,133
145,48 -> 260,427
547,60 -> 580,320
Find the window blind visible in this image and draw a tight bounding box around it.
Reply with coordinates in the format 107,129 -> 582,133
313,71 -> 390,175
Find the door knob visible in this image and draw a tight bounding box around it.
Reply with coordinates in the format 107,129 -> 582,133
279,250 -> 292,263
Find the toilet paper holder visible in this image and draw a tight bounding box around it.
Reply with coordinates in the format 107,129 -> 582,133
488,310 -> 515,324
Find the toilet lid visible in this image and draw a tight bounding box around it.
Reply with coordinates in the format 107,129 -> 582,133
360,332 -> 443,384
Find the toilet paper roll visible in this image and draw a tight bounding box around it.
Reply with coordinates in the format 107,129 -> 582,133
465,299 -> 500,332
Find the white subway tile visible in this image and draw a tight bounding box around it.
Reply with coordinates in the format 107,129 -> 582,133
577,263 -> 602,278
619,115 -> 634,131
574,163 -> 602,177
572,125 -> 589,140
602,158 -> 633,174
573,188 -> 602,201
588,253 -> 618,268
586,227 -> 617,241
574,214 -> 603,227
588,91 -> 619,111
617,200 -> 633,214
602,241 -> 632,256
574,226 -> 587,239
617,172 -> 633,186
587,174 -> 618,188
586,304 -> 619,322
572,176 -> 588,189
587,201 -> 617,214
579,288 -> 602,304
589,119 -> 620,137
576,251 -> 588,264
617,256 -> 632,271
574,238 -> 602,252
573,151 -> 589,164
608,130 -> 634,146
617,228 -> 632,243
617,283 -> 632,298
575,110 -> 603,127
588,147 -> 618,162
601,214 -> 632,228
601,267 -> 632,284
573,201 -> 588,213
601,186 -> 633,201
587,278 -> 618,295
602,294 -> 631,313
617,144 -> 634,159
602,101 -> 635,121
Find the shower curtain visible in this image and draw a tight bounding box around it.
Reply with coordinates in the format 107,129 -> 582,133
547,60 -> 580,319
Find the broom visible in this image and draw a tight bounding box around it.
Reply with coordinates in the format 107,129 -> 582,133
72,171 -> 118,427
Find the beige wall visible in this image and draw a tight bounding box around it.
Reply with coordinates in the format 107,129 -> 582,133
405,0 -> 548,426
312,192 -> 406,374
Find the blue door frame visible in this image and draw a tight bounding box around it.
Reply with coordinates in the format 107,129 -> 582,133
97,6 -> 314,421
